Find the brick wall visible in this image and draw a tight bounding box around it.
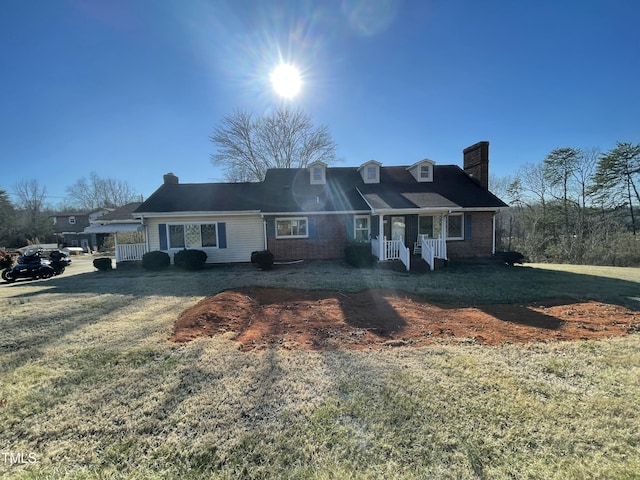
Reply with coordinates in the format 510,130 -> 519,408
447,212 -> 494,258
267,214 -> 349,261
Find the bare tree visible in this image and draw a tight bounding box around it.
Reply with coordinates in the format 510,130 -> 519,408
66,172 -> 138,210
210,107 -> 338,182
14,179 -> 50,240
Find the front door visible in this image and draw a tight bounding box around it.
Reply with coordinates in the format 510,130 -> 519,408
391,216 -> 405,242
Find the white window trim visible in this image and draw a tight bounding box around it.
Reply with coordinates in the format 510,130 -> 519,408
275,217 -> 309,239
354,215 -> 370,242
419,164 -> 432,181
310,166 -> 326,185
68,216 -> 76,225
446,214 -> 464,241
167,222 -> 219,249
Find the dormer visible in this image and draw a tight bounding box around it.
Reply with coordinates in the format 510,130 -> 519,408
309,161 -> 327,185
358,160 -> 381,184
407,158 -> 435,182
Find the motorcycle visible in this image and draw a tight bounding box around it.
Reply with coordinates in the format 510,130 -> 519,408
1,247 -> 71,283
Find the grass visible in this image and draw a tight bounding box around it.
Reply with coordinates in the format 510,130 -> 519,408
1,260 -> 639,479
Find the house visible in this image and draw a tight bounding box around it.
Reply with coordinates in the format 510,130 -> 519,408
133,142 -> 508,270
83,202 -> 145,261
51,208 -> 111,252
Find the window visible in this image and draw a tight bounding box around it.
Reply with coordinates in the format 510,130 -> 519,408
276,218 -> 308,238
354,216 -> 370,242
367,166 -> 377,180
168,223 -> 217,249
312,167 -> 324,183
447,214 -> 463,240
418,215 -> 442,238
68,216 -> 76,225
419,164 -> 431,180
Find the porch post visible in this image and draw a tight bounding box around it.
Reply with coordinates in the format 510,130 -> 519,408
378,214 -> 385,260
114,232 -> 120,263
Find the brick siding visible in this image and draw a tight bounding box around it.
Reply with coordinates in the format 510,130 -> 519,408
446,212 -> 494,258
267,214 -> 349,261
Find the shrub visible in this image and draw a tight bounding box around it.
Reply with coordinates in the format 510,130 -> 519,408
494,251 -> 526,266
174,249 -> 207,270
344,243 -> 375,268
251,250 -> 275,270
93,257 -> 113,271
142,251 -> 170,270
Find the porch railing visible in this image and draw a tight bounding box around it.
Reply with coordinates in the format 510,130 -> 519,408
379,237 -> 410,271
421,237 -> 435,271
418,235 -> 447,260
115,243 -> 147,262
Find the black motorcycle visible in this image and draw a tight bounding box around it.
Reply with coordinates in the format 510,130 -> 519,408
2,248 -> 71,283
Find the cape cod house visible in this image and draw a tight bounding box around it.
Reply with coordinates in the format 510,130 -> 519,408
133,141 -> 508,270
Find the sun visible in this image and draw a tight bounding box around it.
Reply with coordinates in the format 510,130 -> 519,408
270,63 -> 302,99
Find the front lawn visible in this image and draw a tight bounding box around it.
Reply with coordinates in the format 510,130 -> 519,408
1,261 -> 639,478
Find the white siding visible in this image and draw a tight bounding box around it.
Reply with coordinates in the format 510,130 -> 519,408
145,215 -> 265,263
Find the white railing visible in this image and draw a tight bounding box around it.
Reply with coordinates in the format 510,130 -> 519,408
418,235 -> 447,259
385,238 -> 401,260
398,240 -> 410,271
421,237 -> 435,271
115,243 -> 147,262
383,237 -> 410,271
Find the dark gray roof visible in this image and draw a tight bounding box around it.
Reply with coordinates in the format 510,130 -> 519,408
134,183 -> 263,214
134,165 -> 507,215
358,166 -> 508,210
260,168 -> 370,213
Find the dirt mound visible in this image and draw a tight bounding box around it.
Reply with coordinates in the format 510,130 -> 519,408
170,288 -> 639,351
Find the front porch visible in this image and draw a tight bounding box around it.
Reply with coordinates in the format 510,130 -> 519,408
371,235 -> 447,271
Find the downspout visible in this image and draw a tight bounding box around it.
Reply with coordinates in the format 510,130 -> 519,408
492,213 -> 496,255
141,216 -> 150,253
262,216 -> 268,251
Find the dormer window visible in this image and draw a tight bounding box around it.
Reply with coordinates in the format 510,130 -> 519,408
68,216 -> 76,225
309,161 -> 327,185
407,159 -> 435,183
359,160 -> 381,184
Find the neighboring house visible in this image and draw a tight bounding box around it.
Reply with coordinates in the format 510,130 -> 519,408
84,202 -> 145,262
134,142 -> 508,270
51,209 -> 110,252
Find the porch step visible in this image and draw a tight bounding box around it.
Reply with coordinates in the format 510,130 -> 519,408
410,256 -> 448,272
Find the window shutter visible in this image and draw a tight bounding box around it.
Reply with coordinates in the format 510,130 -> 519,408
308,218 -> 316,238
266,218 -> 276,239
218,222 -> 227,249
371,216 -> 380,238
465,214 -> 473,239
159,224 -> 168,250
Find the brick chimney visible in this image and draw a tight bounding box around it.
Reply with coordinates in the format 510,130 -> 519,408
163,172 -> 179,185
463,141 -> 489,189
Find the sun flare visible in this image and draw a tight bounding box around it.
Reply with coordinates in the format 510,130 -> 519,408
270,63 -> 302,98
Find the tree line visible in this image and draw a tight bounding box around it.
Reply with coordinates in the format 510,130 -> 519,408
0,173 -> 139,249
493,142 -> 640,266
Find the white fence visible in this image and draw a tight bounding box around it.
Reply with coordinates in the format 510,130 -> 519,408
381,237 -> 410,271
421,237 -> 435,271
418,236 -> 447,260
115,243 -> 147,262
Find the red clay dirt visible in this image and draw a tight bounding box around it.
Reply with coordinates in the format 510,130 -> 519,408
170,288 -> 639,351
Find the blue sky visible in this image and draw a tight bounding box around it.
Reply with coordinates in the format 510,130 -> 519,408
2,0 -> 639,206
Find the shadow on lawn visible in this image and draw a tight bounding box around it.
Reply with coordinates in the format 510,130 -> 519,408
2,261 -> 639,311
